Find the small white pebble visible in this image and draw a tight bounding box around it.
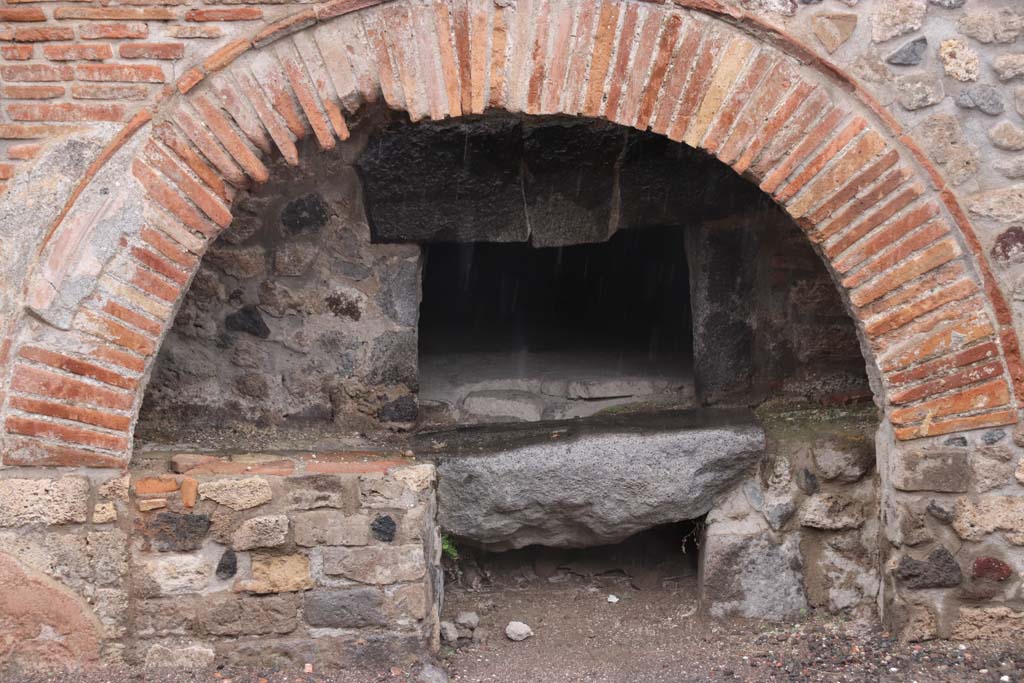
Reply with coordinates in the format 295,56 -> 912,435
304,663 -> 313,673
959,644 -> 968,651
979,670 -> 988,675
889,668 -> 899,673
607,594 -> 619,603
1001,676 -> 1011,682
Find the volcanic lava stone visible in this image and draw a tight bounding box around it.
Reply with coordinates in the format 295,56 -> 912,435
371,514 -> 397,543
895,548 -> 963,588
944,436 -> 968,447
886,37 -> 928,66
981,429 -> 1006,445
216,549 -> 238,580
142,512 -> 211,552
226,305 -> 270,339
377,395 -> 417,423
972,557 -> 1013,582
281,193 -> 330,235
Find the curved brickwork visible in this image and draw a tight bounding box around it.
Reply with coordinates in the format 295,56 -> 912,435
0,0 -> 1020,468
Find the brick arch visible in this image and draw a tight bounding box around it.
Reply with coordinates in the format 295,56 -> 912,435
2,0 -> 1022,468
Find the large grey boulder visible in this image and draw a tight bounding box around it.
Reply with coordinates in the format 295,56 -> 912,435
430,410 -> 765,550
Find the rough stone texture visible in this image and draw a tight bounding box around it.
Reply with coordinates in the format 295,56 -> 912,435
231,515 -> 289,551
918,114 -> 979,186
436,410 -> 765,550
0,553 -> 103,672
968,185 -> 1024,223
701,531 -> 807,620
988,121 -> 1024,152
199,593 -> 300,637
886,37 -> 927,65
894,548 -> 964,588
894,72 -> 945,110
871,0 -> 926,42
0,477 -> 90,527
144,644 -> 215,671
811,13 -> 858,54
955,85 -> 1005,116
953,607 -> 1024,640
304,588 -> 387,628
953,496 -> 1024,544
197,478 -> 273,511
800,494 -> 865,530
891,448 -> 970,492
293,510 -> 370,547
322,545 -> 426,584
994,54 -> 1024,82
234,554 -> 313,594
937,38 -> 979,82
957,9 -> 1024,43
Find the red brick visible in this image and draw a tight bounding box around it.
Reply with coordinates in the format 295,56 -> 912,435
839,214 -> 946,283
667,28 -> 727,142
142,139 -> 233,226
11,363 -> 133,410
3,85 -> 64,100
305,458 -> 406,475
583,1 -> 621,117
881,313 -> 994,373
141,225 -> 199,268
850,238 -> 962,307
737,83 -> 815,176
858,262 -> 966,321
88,341 -> 147,375
3,437 -> 125,468
7,102 -> 125,122
0,7 -> 46,21
890,360 -> 1005,405
134,475 -> 179,494
890,378 -> 1011,427
169,25 -> 223,39
79,23 -> 148,40
152,122 -> 230,201
0,164 -> 14,181
432,1 -> 463,116
78,310 -> 157,356
11,27 -> 74,42
253,9 -> 315,47
1,45 -> 34,60
6,415 -> 128,451
865,278 -> 977,338
649,20 -> 705,133
185,459 -> 296,476
316,0 -> 380,20
131,245 -> 188,286
19,345 -> 135,390
249,54 -> 307,141
76,63 -> 165,83
703,49 -> 774,154
102,297 -> 164,336
486,2 -> 508,110
814,167 -> 911,244
202,38 -> 249,72
208,76 -> 274,155
281,56 -> 335,151
601,2 -> 641,121
119,42 -> 185,60
826,183 -> 925,259
133,158 -> 221,238
173,106 -> 249,187
185,8 -> 263,22
635,12 -> 684,130
9,395 -> 131,431
54,7 -> 174,21
889,341 -> 1000,388
131,262 -> 181,304
180,477 -> 198,507
43,43 -> 113,61
806,150 -> 900,226
71,83 -> 149,100
8,143 -> 42,160
894,409 -> 1017,440
2,64 -> 73,82
176,67 -> 204,94
760,108 -> 845,195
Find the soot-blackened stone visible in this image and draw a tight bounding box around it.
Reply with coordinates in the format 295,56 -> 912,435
216,549 -> 238,580
886,37 -> 928,66
895,548 -> 963,589
796,468 -> 820,495
281,193 -> 330,235
143,512 -> 211,552
981,429 -> 1006,445
371,514 -> 397,543
226,305 -> 270,339
377,395 -> 417,423
944,435 -> 968,447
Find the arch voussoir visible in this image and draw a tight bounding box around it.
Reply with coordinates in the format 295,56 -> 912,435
1,0 -> 1019,468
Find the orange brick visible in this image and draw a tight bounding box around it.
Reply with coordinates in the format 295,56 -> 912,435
814,167 -> 911,243
19,345 -> 135,390
78,310 -> 157,356
7,143 -> 42,160
11,362 -> 133,410
865,278 -> 977,338
650,20 -> 704,134
583,0 -> 621,117
173,106 -> 249,187
119,42 -> 185,60
850,239 -> 962,307
7,102 -> 125,122
891,360 -> 1004,405
635,12 -> 684,131
11,27 -> 74,42
134,475 -> 180,495
252,9 -> 315,48
891,378 -> 1011,427
0,7 -> 46,21
79,23 -> 148,40
702,47 -> 773,154
3,437 -> 125,468
102,297 -> 164,335
1,44 -> 34,60
888,341 -> 1000,387
736,85 -> 819,176
2,64 -> 73,82
54,7 -> 174,21
895,409 -> 1017,440
180,477 -> 198,508
6,415 -> 129,452
152,122 -> 230,201
759,108 -> 845,195
806,150 -> 900,225
3,84 -> 64,100
185,8 -> 263,22
202,38 -> 249,72
9,395 -> 131,431
75,63 -> 165,83
43,43 -> 112,61
141,139 -> 233,226
838,214 -> 946,283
